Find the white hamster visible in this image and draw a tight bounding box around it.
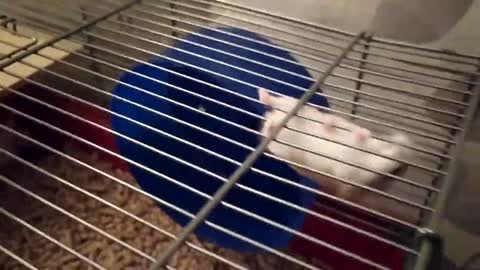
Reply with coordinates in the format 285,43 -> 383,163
258,88 -> 414,202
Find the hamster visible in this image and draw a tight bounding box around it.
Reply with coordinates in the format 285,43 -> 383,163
258,88 -> 414,202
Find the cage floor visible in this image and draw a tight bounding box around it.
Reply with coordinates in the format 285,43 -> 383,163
0,143 -> 321,270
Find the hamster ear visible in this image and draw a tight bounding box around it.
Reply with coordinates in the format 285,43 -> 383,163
258,88 -> 272,105
353,128 -> 371,143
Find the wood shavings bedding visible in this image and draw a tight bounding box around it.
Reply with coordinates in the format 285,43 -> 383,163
0,143 -> 317,269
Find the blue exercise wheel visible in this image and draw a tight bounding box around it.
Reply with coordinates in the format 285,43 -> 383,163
111,27 -> 329,251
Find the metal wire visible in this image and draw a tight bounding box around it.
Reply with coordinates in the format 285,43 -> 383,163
0,34 -> 420,269
106,7 -> 472,107
90,11 -> 463,132
173,0 -> 480,67
3,34 -> 435,207
143,0 -> 479,77
0,22 -> 436,219
0,110 -> 323,270
0,244 -> 39,270
414,64 -> 480,270
0,17 -> 38,61
0,35 -> 428,270
149,31 -> 365,269
0,169 -> 156,262
0,140 -> 247,270
0,0 -> 139,70
0,207 -> 107,270
0,0 -> 445,222
0,79 -> 424,252
75,27 -> 459,143
16,48 -> 440,198
191,0 -> 472,63
313,201 -> 403,238
73,38 -> 453,155
0,37 -> 37,61
0,81 -> 419,260
99,1 -> 475,97
107,17 -> 467,120
77,30 -> 460,148
0,1 -> 478,270
0,16 -> 17,30
75,31 -> 460,145
2,2 -> 471,117
1,3 -> 463,153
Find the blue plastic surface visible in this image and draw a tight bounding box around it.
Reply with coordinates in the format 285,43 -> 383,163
111,27 -> 329,251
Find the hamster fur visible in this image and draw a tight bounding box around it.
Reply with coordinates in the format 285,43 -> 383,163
258,88 -> 414,202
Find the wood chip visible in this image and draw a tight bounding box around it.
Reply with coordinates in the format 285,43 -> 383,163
0,145 -> 320,269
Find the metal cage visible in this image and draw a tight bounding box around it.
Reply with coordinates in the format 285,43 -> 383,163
0,1 -> 478,270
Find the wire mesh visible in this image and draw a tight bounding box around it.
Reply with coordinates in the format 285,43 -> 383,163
0,0 -> 478,269
0,16 -> 37,62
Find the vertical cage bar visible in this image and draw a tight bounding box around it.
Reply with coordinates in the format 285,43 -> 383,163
419,61 -> 480,227
350,33 -> 372,117
0,15 -> 38,62
2,2 -> 478,269
170,2 -> 178,37
80,4 -> 104,91
413,61 -> 480,269
0,0 -> 140,70
414,61 -> 480,270
148,31 -> 366,270
417,132 -> 460,227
